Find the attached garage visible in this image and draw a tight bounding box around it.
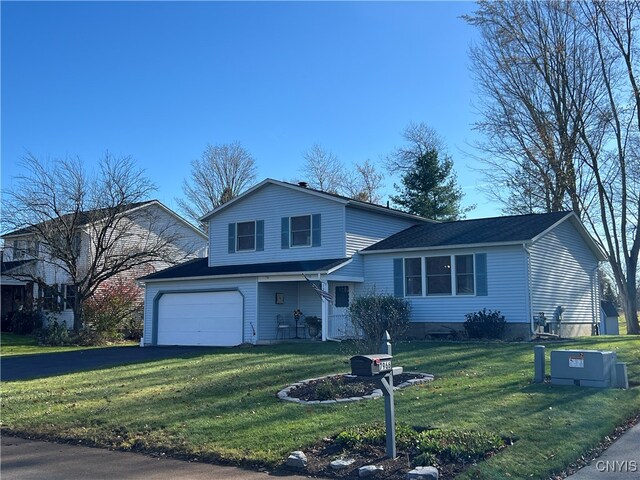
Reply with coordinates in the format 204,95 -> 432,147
155,290 -> 243,346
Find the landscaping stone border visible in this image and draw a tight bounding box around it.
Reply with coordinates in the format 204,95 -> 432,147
277,372 -> 434,404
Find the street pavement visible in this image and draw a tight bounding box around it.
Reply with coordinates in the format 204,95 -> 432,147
1,436 -> 315,480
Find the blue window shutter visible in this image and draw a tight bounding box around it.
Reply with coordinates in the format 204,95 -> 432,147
475,253 -> 488,296
393,258 -> 404,297
256,220 -> 264,251
281,217 -> 289,249
312,214 -> 321,247
228,223 -> 236,254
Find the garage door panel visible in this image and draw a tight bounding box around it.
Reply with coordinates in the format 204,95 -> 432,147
157,291 -> 243,346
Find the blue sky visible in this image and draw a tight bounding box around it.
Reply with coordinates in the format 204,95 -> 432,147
2,1 -> 497,220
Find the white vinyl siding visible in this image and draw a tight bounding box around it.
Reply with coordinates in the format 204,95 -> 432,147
208,183 -> 345,266
529,219 -> 600,336
345,207 -> 420,256
363,246 -> 529,325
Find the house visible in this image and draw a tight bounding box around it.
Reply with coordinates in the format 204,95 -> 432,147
139,179 -> 605,346
1,200 -> 207,328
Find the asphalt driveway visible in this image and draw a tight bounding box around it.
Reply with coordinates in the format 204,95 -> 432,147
1,346 -> 221,381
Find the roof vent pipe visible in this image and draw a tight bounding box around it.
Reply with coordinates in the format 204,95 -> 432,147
298,181 -> 308,188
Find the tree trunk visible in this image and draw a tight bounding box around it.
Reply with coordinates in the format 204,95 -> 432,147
623,270 -> 639,335
72,293 -> 84,332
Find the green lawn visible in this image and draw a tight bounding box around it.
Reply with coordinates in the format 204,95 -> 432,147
1,337 -> 639,479
0,332 -> 136,356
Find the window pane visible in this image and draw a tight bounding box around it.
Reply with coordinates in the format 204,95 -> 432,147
455,255 -> 474,295
236,221 -> 256,251
291,215 -> 310,231
426,256 -> 451,275
237,221 -> 255,236
291,215 -> 311,246
404,258 -> 422,296
335,286 -> 349,307
456,275 -> 475,295
426,256 -> 452,295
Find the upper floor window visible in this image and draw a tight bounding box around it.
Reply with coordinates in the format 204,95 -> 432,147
236,221 -> 256,251
281,214 -> 321,249
13,239 -> 38,260
228,220 -> 263,253
290,215 -> 311,247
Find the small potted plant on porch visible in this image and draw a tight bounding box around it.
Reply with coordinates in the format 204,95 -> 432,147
305,315 -> 322,339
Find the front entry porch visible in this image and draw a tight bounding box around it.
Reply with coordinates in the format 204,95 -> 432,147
256,279 -> 360,343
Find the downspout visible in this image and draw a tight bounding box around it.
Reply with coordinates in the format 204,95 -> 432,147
590,266 -> 599,335
524,244 -> 535,335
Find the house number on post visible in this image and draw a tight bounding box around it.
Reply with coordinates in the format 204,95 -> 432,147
349,331 -> 403,458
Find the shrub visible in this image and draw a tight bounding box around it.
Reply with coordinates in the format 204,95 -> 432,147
11,308 -> 43,335
348,290 -> 411,353
464,308 -> 507,339
82,278 -> 143,344
40,319 -> 70,346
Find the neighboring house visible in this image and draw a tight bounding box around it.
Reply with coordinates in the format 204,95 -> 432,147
139,179 -> 605,346
1,200 -> 207,328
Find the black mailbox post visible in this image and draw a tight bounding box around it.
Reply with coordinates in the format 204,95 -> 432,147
349,332 -> 402,458
350,354 -> 393,377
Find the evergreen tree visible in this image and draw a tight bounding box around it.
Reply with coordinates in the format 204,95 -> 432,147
390,148 -> 467,221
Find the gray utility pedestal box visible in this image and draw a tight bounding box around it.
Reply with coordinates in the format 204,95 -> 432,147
550,350 -> 617,388
350,354 -> 392,377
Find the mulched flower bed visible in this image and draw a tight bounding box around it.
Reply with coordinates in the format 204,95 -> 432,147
285,373 -> 429,402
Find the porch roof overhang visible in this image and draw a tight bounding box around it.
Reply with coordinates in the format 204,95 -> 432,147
1,260 -> 35,285
139,257 -> 352,283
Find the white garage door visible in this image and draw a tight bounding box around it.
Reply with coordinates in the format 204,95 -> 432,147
157,291 -> 243,346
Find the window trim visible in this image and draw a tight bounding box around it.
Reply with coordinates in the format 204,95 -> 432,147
454,254 -> 475,296
404,257 -> 424,296
235,220 -> 257,252
289,214 -> 312,248
402,254 -> 478,298
425,255 -> 453,296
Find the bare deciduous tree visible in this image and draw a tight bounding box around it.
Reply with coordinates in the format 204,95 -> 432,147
178,141 -> 257,228
2,153 -> 190,331
299,144 -> 345,193
342,159 -> 385,204
466,1 -> 600,215
467,0 -> 639,334
573,0 -> 640,334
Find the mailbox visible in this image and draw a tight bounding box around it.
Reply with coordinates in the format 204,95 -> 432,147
350,354 -> 393,377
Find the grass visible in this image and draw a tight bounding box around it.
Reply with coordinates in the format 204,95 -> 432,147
1,337 -> 639,479
0,332 -> 136,357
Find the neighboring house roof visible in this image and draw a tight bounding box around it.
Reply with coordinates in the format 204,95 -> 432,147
600,300 -> 619,318
0,259 -> 35,274
362,211 -> 605,259
140,257 -> 351,282
199,178 -> 433,224
2,200 -> 206,240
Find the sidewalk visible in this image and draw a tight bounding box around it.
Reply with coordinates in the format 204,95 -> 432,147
566,422 -> 639,479
1,436 -> 316,480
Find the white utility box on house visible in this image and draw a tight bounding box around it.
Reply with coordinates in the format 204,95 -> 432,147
550,350 -> 618,388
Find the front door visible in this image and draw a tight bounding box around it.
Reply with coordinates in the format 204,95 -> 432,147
329,283 -> 355,338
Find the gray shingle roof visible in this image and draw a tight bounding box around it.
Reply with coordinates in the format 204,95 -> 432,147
363,211 -> 573,252
140,257 -> 351,281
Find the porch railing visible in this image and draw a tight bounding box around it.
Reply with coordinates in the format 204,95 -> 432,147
327,314 -> 362,339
